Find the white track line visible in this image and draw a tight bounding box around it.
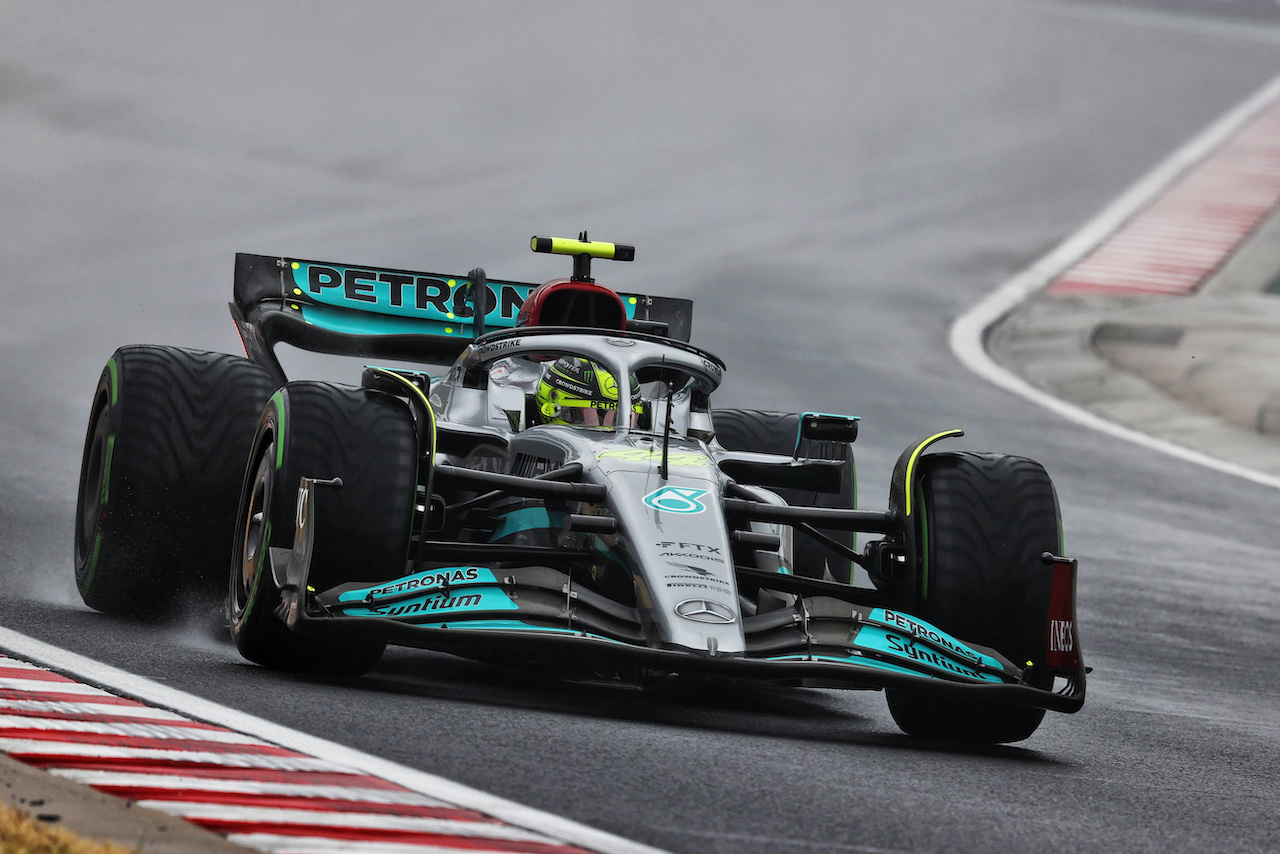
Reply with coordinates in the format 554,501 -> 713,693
0,740 -> 335,769
0,714 -> 271,744
0,677 -> 118,695
0,699 -> 192,720
0,627 -> 670,854
949,69 -> 1280,491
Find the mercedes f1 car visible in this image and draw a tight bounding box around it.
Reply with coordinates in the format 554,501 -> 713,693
74,234 -> 1085,743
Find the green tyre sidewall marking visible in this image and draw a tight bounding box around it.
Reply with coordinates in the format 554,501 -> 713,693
107,356 -> 118,405
269,389 -> 286,469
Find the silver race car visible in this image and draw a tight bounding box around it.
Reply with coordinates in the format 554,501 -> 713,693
74,234 -> 1085,743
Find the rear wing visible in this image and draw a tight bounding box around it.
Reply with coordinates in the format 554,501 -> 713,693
230,253 -> 694,379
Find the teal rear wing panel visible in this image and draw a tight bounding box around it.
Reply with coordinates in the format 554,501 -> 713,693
231,253 -> 693,369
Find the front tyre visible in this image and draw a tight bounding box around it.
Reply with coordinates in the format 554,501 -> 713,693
74,346 -> 276,619
886,451 -> 1061,744
229,381 -> 418,675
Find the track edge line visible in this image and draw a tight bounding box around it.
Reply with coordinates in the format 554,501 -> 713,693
949,69 -> 1280,492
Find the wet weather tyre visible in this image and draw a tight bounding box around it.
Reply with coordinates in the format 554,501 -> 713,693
886,451 -> 1061,744
74,346 -> 277,619
712,409 -> 856,582
229,381 -> 418,675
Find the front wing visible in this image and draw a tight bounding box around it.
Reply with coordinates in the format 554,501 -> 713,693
271,557 -> 1085,714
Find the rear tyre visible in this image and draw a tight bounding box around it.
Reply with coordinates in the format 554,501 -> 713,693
74,346 -> 276,619
886,451 -> 1061,743
712,409 -> 856,582
229,381 -> 418,675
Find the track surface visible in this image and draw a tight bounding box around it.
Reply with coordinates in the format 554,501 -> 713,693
3,2 -> 1280,852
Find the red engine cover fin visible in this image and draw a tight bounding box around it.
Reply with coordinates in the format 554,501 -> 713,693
515,278 -> 627,331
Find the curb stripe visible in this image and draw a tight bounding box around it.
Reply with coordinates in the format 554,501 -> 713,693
112,792 -> 486,818
2,743 -> 359,771
0,630 -> 670,854
0,708 -> 223,727
0,652 -> 635,854
212,826 -> 581,853
226,836 -> 581,854
55,771 -> 450,805
142,804 -> 551,837
1047,96 -> 1280,296
0,667 -> 80,682
0,689 -> 146,706
0,678 -> 120,695
0,731 -> 296,754
0,715 -> 272,742
0,698 -> 194,716
51,763 -> 415,788
949,69 -> 1280,492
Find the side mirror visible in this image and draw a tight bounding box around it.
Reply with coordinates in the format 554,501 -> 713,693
796,412 -> 859,457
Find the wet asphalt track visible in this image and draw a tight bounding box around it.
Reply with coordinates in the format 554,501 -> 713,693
2,2 -> 1280,852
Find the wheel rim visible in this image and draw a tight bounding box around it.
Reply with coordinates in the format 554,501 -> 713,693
75,399 -> 110,566
232,441 -> 274,623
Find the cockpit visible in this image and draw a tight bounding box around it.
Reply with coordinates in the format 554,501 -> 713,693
433,328 -> 723,442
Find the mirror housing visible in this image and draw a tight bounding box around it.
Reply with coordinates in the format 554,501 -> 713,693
796,412 -> 859,456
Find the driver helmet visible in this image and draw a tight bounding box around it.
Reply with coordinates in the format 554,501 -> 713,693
535,356 -> 641,428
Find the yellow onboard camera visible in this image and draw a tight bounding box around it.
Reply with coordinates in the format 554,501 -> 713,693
531,232 -> 634,282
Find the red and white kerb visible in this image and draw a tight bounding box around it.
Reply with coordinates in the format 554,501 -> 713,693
1048,98 -> 1280,297
0,656 -> 595,854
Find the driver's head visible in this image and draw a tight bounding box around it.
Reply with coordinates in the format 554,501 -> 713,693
535,356 -> 640,428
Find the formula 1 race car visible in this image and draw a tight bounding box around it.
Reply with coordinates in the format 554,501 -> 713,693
73,234 -> 1086,743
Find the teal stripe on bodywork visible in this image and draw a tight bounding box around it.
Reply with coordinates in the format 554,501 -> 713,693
491,507 -> 566,541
